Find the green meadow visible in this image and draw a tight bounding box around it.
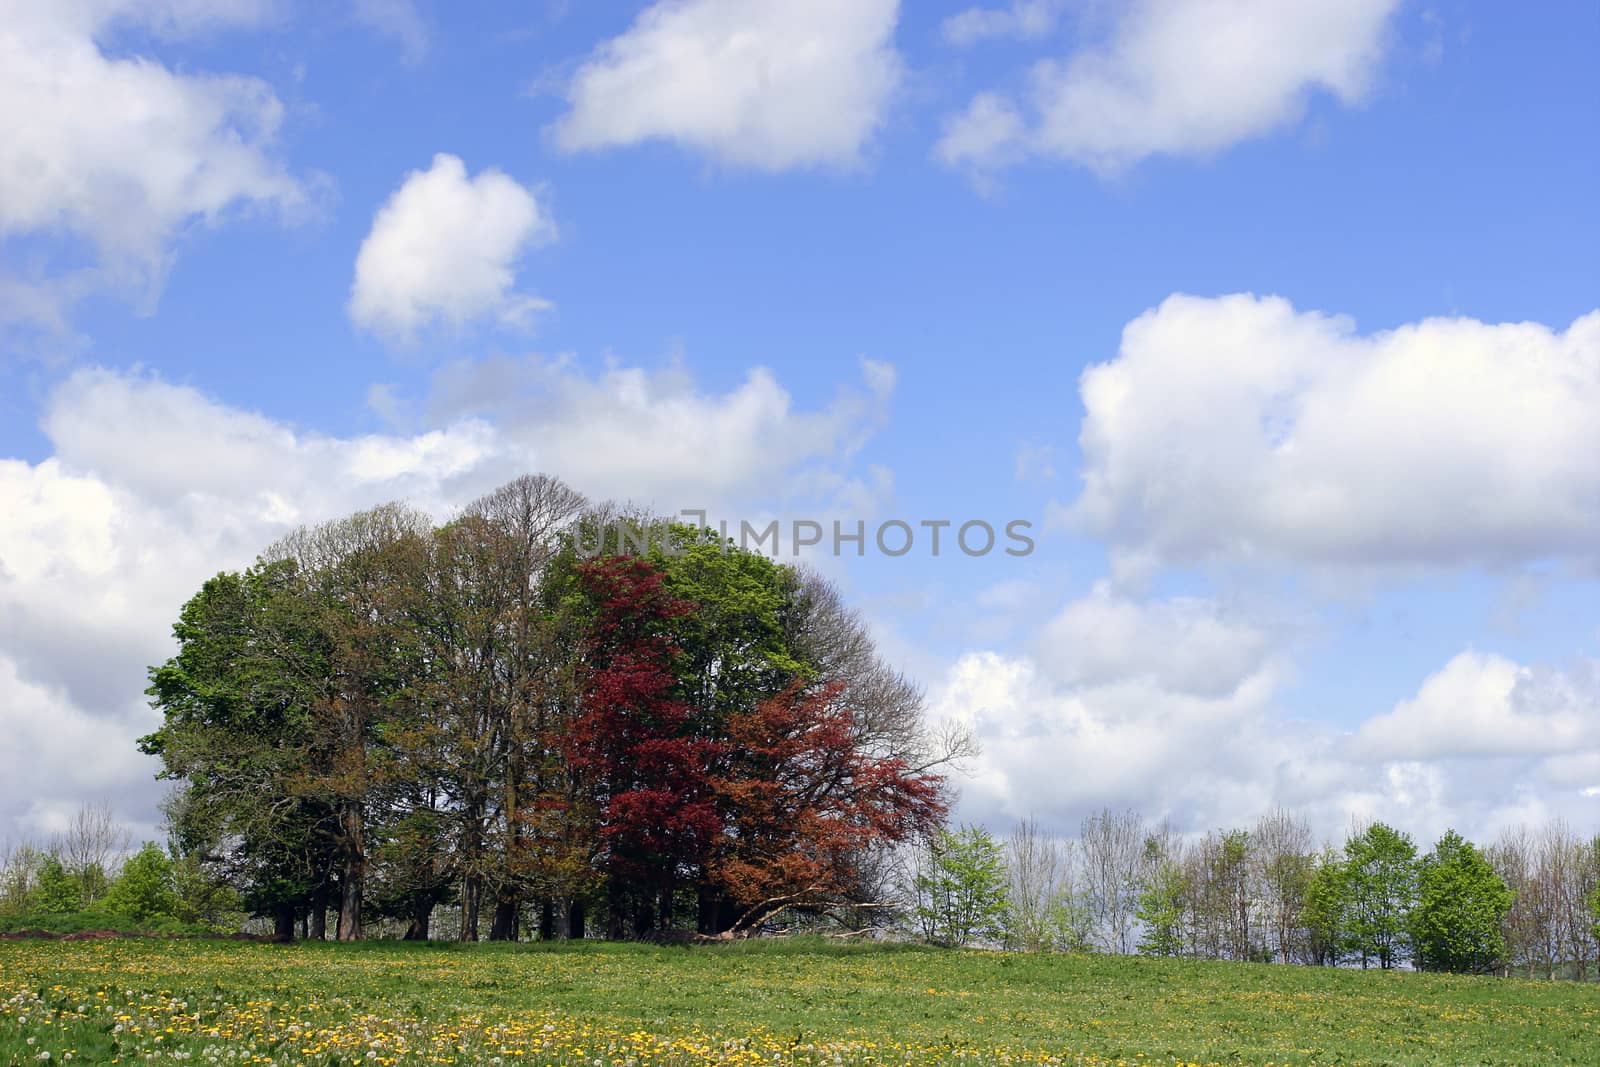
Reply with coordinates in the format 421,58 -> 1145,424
3,937 -> 1596,1066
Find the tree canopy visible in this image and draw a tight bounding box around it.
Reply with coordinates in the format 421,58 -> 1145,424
142,475 -> 956,940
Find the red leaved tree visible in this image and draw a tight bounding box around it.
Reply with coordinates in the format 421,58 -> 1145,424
707,681 -> 947,936
566,555 -> 722,935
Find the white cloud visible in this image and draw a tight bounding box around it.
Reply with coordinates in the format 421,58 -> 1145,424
549,0 -> 902,171
941,0 -> 1064,47
0,654 -> 158,840
1352,652 -> 1600,760
933,590 -> 1290,833
350,154 -> 556,342
937,0 -> 1398,176
1035,581 -> 1271,697
1069,294 -> 1600,571
0,357 -> 894,838
935,598 -> 1600,844
0,0 -> 304,316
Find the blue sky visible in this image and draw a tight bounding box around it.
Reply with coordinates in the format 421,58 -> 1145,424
2,0 -> 1598,846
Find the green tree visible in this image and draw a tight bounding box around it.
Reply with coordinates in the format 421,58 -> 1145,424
1302,850 -> 1345,966
1340,822 -> 1419,969
1136,856 -> 1187,957
34,854 -> 82,914
1048,886 -> 1096,953
170,852 -> 243,931
911,825 -> 1009,948
1411,830 -> 1514,974
144,563 -> 339,940
0,844 -> 46,914
1588,835 -> 1600,951
102,844 -> 180,925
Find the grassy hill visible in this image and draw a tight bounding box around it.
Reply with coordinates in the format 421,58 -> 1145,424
2,937 -> 1595,1066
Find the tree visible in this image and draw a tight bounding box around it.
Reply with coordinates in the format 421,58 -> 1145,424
1048,839 -> 1096,953
1004,816 -> 1063,952
566,554 -> 721,937
169,851 -> 242,931
1136,854 -> 1187,957
1591,837 -> 1600,950
58,802 -> 128,907
1252,808 -> 1315,963
144,563 -> 342,940
34,854 -> 82,914
1303,849 -> 1345,966
1080,808 -> 1144,954
102,844 -> 180,925
1412,830 -> 1514,974
909,825 -> 1008,948
1340,822 -> 1419,969
143,477 -> 959,943
0,842 -> 46,914
707,682 -> 944,935
1190,829 -> 1255,961
266,504 -> 433,941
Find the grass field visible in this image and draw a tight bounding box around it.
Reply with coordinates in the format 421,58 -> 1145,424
2,938 -> 1596,1067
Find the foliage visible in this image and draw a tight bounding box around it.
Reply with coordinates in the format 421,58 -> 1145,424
1048,888 -> 1097,953
143,477 -> 954,942
100,844 -> 181,926
169,852 -> 244,931
1410,829 -> 1514,974
1338,822 -> 1419,970
566,553 -> 720,931
709,683 -> 943,931
0,911 -> 212,935
1136,856 -> 1186,957
909,825 -> 1009,948
1301,851 -> 1345,966
32,854 -> 82,914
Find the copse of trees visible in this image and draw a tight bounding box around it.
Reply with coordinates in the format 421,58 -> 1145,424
901,808 -> 1598,980
140,475 -> 964,942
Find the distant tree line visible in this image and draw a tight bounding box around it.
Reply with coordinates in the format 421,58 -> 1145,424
0,802 -> 239,933
906,810 -> 1600,978
137,475 -> 963,942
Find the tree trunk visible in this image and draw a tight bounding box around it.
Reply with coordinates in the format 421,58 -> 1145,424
403,897 -> 432,941
538,898 -> 555,941
458,794 -> 485,941
568,899 -> 585,941
489,893 -> 519,941
607,883 -> 627,939
632,893 -> 655,938
460,875 -> 481,941
310,884 -> 328,940
338,803 -> 365,941
272,903 -> 296,942
697,887 -> 734,935
658,883 -> 675,933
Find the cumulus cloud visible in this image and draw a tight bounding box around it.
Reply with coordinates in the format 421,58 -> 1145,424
1068,294 -> 1600,571
933,589 -> 1290,833
0,357 -> 894,838
934,596 -> 1600,844
350,154 -> 555,342
1035,581 -> 1271,697
936,0 -> 1398,176
549,0 -> 902,171
1352,652 -> 1600,761
0,0 -> 304,318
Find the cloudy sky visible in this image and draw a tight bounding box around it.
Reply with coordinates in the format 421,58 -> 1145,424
2,0 -> 1597,849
